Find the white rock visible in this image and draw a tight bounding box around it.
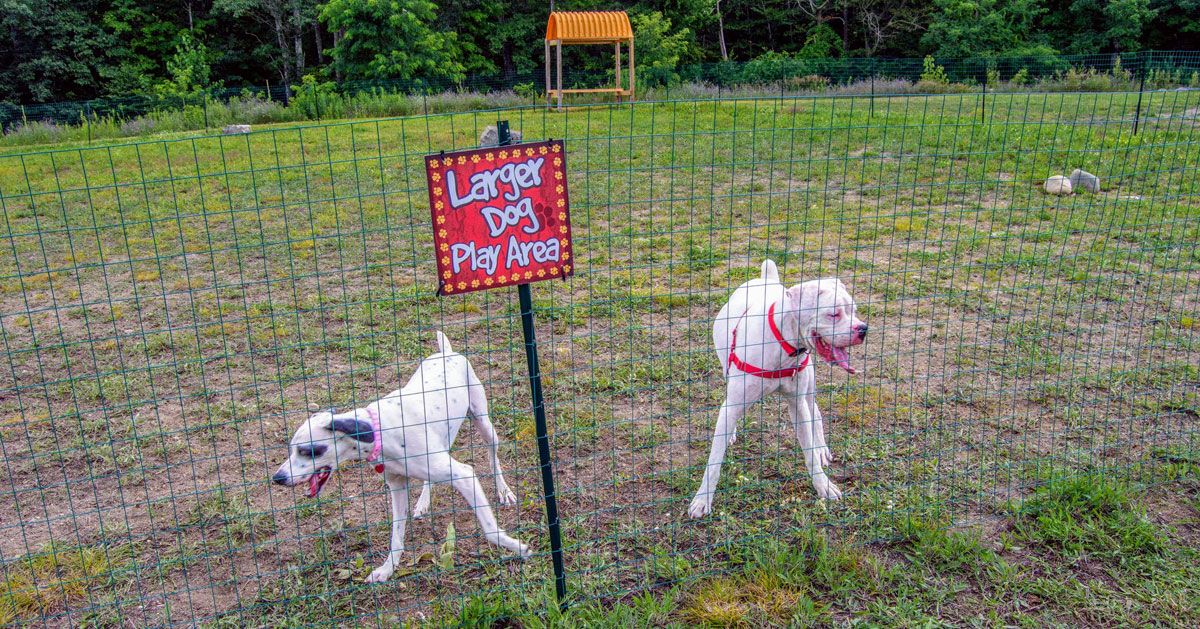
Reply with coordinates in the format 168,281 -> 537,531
223,124 -> 252,134
479,125 -> 523,147
1044,175 -> 1073,196
1068,168 -> 1100,193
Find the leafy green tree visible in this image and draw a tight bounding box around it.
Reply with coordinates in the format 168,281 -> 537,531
319,0 -> 465,82
153,31 -> 218,98
717,0 -> 815,58
632,11 -> 696,84
214,0 -> 321,87
1144,0 -> 1200,51
1040,0 -> 1157,54
797,23 -> 845,58
0,0 -> 122,103
851,0 -> 930,57
922,0 -> 1056,58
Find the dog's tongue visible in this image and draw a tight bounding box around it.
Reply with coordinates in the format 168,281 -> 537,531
829,345 -> 857,374
307,469 -> 330,498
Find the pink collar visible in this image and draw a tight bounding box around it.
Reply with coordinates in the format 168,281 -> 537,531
365,407 -> 384,473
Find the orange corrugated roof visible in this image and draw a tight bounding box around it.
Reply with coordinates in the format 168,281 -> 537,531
545,11 -> 633,42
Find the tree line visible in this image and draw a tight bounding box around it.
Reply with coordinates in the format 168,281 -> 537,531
2,0 -> 1196,105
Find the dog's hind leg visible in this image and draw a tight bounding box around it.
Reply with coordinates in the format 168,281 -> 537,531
411,481 -> 433,518
438,458 -> 530,558
688,388 -> 751,518
368,473 -> 411,583
465,362 -> 517,505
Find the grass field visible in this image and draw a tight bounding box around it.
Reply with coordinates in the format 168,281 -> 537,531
1,90 -> 1198,627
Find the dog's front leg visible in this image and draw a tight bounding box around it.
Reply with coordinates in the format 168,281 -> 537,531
367,474 -> 411,583
805,369 -> 833,467
788,381 -> 841,501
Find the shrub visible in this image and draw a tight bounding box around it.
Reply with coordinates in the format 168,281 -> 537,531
920,56 -> 949,86
786,74 -> 831,92
119,117 -> 156,136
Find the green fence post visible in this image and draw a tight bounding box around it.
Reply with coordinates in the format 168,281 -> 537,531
85,101 -> 92,143
500,119 -> 567,608
870,60 -> 875,118
203,91 -> 209,130
981,79 -> 986,124
1133,59 -> 1146,136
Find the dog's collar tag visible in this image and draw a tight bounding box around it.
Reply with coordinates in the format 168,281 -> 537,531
365,407 -> 384,474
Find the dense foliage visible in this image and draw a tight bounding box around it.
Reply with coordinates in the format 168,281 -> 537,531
1,0 -> 1197,104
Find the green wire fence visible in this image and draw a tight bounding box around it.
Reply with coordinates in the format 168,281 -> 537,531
1,87 -> 1198,626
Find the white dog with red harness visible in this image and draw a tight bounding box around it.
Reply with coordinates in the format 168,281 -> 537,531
272,332 -> 529,582
688,259 -> 867,518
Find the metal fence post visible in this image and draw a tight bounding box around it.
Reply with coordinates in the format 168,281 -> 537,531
870,61 -> 875,118
499,119 -> 567,607
202,91 -> 209,129
85,101 -> 92,143
981,79 -> 986,124
1133,61 -> 1146,136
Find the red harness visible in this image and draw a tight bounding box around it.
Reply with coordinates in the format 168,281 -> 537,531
728,302 -> 809,378
365,406 -> 384,473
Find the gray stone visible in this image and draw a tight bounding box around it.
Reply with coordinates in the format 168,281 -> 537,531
479,125 -> 523,147
223,124 -> 252,134
1068,168 -> 1100,193
1044,175 -> 1073,196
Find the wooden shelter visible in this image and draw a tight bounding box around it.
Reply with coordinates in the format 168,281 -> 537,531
545,11 -> 634,110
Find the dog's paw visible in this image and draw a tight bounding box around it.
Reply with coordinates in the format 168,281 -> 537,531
366,563 -> 395,584
515,542 -> 532,559
411,501 -> 430,519
812,477 -> 843,501
726,429 -> 738,446
813,446 -> 834,467
688,495 -> 713,519
498,486 -> 517,506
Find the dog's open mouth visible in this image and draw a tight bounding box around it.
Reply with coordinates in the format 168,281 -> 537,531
812,332 -> 857,374
307,467 -> 332,498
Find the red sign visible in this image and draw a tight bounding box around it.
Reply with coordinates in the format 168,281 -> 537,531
425,140 -> 573,295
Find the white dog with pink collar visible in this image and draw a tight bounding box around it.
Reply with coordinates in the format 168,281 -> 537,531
273,332 -> 529,582
688,259 -> 868,518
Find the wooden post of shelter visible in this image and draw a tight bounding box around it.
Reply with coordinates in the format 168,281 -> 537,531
545,11 -> 635,111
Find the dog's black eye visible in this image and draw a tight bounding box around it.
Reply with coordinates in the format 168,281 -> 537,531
297,444 -> 327,458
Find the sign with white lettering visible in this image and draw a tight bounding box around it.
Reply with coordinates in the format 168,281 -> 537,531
426,140 -> 573,294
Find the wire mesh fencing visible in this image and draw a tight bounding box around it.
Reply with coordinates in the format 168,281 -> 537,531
1,88 -> 1198,627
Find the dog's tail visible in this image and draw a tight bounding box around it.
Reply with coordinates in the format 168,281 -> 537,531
435,331 -> 453,355
760,259 -> 780,283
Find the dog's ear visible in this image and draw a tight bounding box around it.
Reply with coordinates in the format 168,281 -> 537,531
329,417 -> 375,443
786,283 -> 823,318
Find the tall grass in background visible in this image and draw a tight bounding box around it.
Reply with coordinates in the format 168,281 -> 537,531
2,63 -> 1196,150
